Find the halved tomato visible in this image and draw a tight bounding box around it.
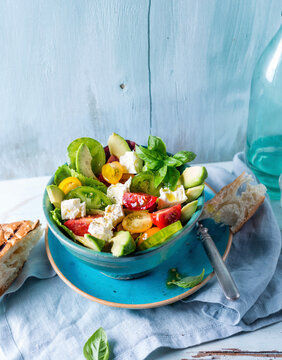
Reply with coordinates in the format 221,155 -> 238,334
64,215 -> 102,236
122,211 -> 152,234
123,192 -> 157,211
150,204 -> 181,229
58,177 -> 82,195
102,161 -> 124,184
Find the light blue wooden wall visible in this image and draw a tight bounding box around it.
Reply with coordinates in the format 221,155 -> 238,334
0,0 -> 281,180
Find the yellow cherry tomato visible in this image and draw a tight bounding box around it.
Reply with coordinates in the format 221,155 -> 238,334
137,227 -> 161,248
101,161 -> 124,184
122,211 -> 152,234
58,177 -> 82,195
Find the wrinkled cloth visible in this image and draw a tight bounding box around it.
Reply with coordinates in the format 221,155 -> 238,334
0,153 -> 281,360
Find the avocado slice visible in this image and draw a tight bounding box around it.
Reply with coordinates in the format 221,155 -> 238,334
137,221 -> 183,251
67,137 -> 106,176
181,200 -> 198,223
65,186 -> 112,210
108,133 -> 131,159
181,166 -> 208,189
75,234 -> 105,251
111,231 -> 136,257
47,185 -> 65,208
76,143 -> 97,179
185,184 -> 205,202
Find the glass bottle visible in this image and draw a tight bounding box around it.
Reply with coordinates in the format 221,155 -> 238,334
246,23 -> 282,200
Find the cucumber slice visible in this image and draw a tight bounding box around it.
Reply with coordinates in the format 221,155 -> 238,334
46,185 -> 65,208
137,221 -> 183,251
181,166 -> 208,189
76,143 -> 97,179
130,171 -> 161,196
75,234 -> 105,251
181,200 -> 198,223
65,186 -> 112,210
108,133 -> 131,159
67,137 -> 106,176
111,231 -> 136,257
185,184 -> 205,202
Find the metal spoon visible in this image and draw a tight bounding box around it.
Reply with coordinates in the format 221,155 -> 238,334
197,221 -> 240,301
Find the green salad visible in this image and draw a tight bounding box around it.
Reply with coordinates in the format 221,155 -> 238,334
46,133 -> 207,257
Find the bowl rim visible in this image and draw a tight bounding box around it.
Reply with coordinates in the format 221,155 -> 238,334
43,161 -> 205,260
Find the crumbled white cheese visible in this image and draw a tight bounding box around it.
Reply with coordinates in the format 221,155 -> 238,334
104,204 -> 125,227
119,151 -> 143,174
158,185 -> 187,209
107,177 -> 132,204
61,199 -> 86,220
88,217 -> 114,241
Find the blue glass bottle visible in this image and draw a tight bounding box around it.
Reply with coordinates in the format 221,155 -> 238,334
246,23 -> 282,200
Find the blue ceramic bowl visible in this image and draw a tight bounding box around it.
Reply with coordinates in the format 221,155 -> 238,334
43,162 -> 205,279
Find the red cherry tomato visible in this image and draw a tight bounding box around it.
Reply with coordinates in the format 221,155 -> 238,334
150,204 -> 181,229
64,215 -> 102,236
123,192 -> 157,211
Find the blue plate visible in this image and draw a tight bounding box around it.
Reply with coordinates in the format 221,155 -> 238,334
45,186 -> 232,309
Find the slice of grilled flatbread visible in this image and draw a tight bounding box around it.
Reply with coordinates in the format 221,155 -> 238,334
0,220 -> 42,296
200,173 -> 266,233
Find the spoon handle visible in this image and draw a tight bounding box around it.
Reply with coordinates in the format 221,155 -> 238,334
197,222 -> 240,301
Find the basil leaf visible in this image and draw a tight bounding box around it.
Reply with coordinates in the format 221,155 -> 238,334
166,268 -> 183,288
163,167 -> 180,190
165,157 -> 182,167
135,145 -> 166,162
173,151 -> 196,164
168,269 -> 205,289
83,327 -> 110,360
148,135 -> 166,154
145,160 -> 163,171
154,165 -> 167,187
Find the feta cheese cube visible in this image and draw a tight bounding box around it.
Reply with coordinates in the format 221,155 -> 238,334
61,199 -> 86,220
107,177 -> 132,204
104,204 -> 125,227
119,151 -> 143,174
158,185 -> 187,209
88,217 -> 113,241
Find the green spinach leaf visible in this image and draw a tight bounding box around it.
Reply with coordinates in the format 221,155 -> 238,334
83,327 -> 110,360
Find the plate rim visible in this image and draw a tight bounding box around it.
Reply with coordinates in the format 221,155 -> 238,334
45,183 -> 233,309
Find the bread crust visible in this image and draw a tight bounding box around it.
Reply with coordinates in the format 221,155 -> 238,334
0,220 -> 39,259
201,172 -> 266,233
0,220 -> 41,296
